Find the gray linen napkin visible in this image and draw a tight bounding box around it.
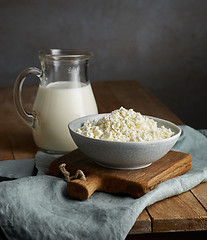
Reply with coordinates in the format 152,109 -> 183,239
0,158 -> 35,180
0,126 -> 207,240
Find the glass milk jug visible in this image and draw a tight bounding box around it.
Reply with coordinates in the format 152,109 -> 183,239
13,49 -> 98,153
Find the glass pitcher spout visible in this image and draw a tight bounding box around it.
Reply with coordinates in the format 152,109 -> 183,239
38,49 -> 93,86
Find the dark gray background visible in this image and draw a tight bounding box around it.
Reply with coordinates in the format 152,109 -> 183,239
1,0 -> 207,129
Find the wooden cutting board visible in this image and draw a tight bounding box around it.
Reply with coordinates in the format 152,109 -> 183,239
49,149 -> 192,200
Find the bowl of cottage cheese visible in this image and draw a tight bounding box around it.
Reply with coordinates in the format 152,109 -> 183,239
68,107 -> 181,169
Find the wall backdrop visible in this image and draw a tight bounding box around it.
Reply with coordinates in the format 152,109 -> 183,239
0,0 -> 207,129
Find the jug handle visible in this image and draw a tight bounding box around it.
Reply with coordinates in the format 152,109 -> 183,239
13,67 -> 42,128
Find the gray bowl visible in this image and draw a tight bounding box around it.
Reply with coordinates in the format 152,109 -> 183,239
68,114 -> 181,170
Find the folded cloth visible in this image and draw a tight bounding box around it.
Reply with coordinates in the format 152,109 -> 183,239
0,158 -> 35,180
0,126 -> 207,240
34,151 -> 62,175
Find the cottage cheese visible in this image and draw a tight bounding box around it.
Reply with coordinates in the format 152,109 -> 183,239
76,107 -> 174,142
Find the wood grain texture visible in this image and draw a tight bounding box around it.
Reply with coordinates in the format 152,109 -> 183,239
0,81 -> 206,236
147,191 -> 207,232
129,210 -> 151,234
191,182 -> 207,210
49,149 -> 192,200
92,80 -> 183,125
0,131 -> 14,160
0,86 -> 37,160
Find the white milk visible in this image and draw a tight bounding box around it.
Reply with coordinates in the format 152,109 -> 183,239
32,81 -> 98,152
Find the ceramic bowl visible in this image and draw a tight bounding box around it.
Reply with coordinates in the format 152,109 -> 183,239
68,114 -> 181,170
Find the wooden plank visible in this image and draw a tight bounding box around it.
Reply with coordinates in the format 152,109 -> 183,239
92,81 -> 123,113
129,210 -> 151,234
8,125 -> 37,160
147,191 -> 207,232
0,86 -> 37,160
191,182 -> 207,210
0,131 -> 14,160
0,87 -> 15,160
92,80 -> 184,125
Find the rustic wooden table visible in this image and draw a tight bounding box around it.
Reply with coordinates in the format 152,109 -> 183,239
0,80 -> 206,239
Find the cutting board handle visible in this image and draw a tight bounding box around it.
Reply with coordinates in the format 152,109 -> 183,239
67,175 -> 102,200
